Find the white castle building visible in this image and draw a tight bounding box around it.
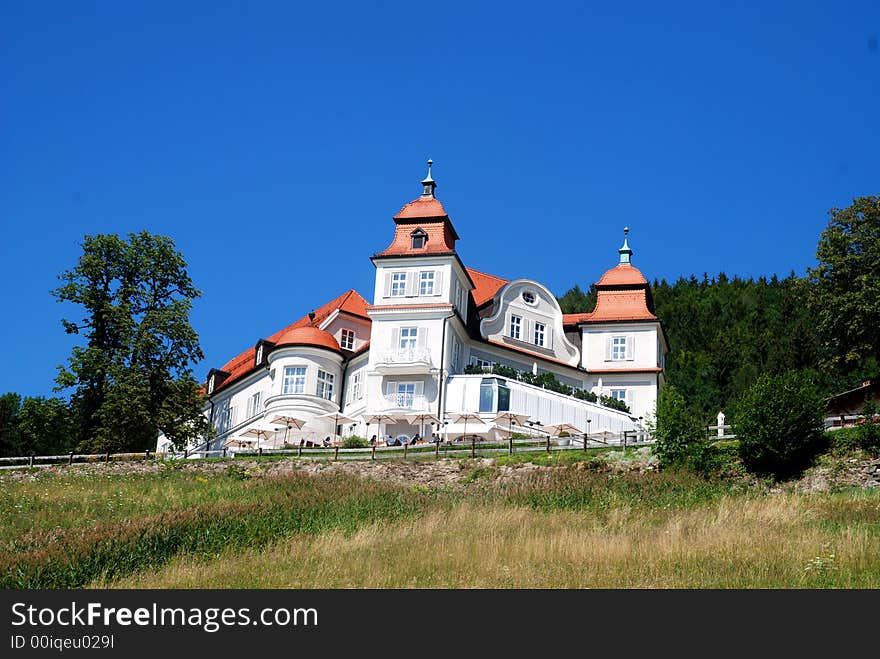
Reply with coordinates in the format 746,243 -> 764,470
157,162 -> 667,452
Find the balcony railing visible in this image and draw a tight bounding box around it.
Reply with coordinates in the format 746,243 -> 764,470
374,348 -> 434,374
381,393 -> 429,411
377,348 -> 432,365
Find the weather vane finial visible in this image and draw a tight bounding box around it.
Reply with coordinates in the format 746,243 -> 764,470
619,227 -> 633,264
421,158 -> 436,197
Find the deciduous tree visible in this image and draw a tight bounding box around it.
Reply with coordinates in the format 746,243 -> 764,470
54,232 -> 212,452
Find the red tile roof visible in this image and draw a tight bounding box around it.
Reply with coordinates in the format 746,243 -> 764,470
596,263 -> 648,286
394,197 -> 449,220
466,268 -> 508,307
374,219 -> 458,257
563,289 -> 657,324
212,290 -> 369,393
564,262 -> 656,325
484,339 -> 578,369
274,326 -> 341,353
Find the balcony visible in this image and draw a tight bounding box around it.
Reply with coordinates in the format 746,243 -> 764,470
380,393 -> 430,411
374,348 -> 434,375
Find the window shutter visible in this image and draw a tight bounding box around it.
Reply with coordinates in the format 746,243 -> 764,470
433,270 -> 443,296
546,327 -> 553,350
390,327 -> 400,350
385,381 -> 398,396
605,336 -> 612,361
417,327 -> 428,352
626,334 -> 635,360
626,389 -> 634,409
414,381 -> 424,396
405,272 -> 417,297
384,272 -> 392,297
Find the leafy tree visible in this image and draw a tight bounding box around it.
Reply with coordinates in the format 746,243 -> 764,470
808,195 -> 880,377
18,397 -> 76,456
54,232 -> 212,453
651,384 -> 704,465
732,371 -> 826,479
0,393 -> 22,457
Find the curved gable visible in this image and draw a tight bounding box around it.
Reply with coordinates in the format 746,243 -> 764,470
479,279 -> 580,367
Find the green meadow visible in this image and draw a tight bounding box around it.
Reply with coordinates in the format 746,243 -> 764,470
2,455 -> 879,589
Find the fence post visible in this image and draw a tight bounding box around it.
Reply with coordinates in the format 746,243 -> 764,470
334,446 -> 339,461
372,446 -> 376,461
145,450 -> 150,461
105,452 -> 110,463
258,447 -> 263,458
403,442 -> 408,460
29,454 -> 34,468
546,436 -> 551,453
69,452 -> 74,466
508,438 -> 513,455
222,447 -> 227,458
435,442 -> 439,459
184,448 -> 188,459
583,434 -> 587,453
623,431 -> 628,450
298,445 -> 302,458
471,436 -> 475,458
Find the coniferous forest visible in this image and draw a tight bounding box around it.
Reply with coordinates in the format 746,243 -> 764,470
559,195 -> 880,423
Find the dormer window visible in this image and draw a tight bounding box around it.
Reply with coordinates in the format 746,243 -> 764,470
411,228 -> 427,250
522,291 -> 536,305
207,375 -> 215,395
255,344 -> 264,366
340,328 -> 355,350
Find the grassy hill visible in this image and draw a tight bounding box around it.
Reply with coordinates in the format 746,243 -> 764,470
3,452 -> 879,588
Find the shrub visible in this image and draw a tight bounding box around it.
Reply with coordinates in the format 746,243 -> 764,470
732,371 -> 825,479
599,395 -> 630,413
652,384 -> 704,466
342,436 -> 369,449
685,440 -> 743,477
828,422 -> 880,456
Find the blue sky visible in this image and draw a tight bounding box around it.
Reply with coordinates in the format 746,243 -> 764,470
2,1 -> 878,399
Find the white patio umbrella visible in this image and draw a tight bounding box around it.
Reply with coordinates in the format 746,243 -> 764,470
361,412 -> 402,443
493,411 -> 531,440
404,411 -> 441,439
239,425 -> 276,449
544,422 -> 584,437
223,436 -> 255,449
591,427 -> 615,444
313,411 -> 360,441
449,412 -> 487,443
270,415 -> 308,445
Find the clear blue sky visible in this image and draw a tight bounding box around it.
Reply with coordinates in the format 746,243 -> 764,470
2,1 -> 878,399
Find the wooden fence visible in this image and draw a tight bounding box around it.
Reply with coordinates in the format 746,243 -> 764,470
0,432 -> 654,470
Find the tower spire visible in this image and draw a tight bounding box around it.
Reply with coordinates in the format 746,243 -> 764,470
421,159 -> 436,198
618,226 -> 633,264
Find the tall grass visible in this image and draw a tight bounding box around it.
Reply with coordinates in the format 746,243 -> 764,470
108,491 -> 880,589
5,460 -> 879,589
1,471 -> 434,588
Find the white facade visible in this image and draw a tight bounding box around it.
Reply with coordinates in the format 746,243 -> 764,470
158,167 -> 666,453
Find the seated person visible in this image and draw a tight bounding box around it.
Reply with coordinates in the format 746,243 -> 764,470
410,433 -> 420,445
370,435 -> 377,446
323,436 -> 331,447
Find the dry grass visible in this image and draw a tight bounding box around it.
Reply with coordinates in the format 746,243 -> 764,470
104,490 -> 880,589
